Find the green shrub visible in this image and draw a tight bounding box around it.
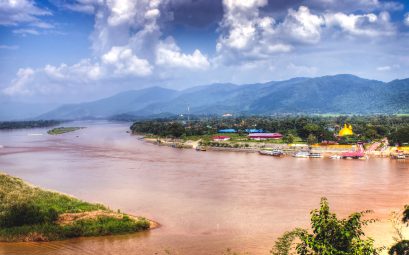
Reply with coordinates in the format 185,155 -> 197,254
0,202 -> 58,227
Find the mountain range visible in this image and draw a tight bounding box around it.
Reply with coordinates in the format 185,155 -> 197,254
4,74 -> 408,121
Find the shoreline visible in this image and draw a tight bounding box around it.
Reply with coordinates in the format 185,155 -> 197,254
0,173 -> 157,243
141,136 -> 408,159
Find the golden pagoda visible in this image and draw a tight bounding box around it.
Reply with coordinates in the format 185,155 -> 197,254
338,124 -> 354,137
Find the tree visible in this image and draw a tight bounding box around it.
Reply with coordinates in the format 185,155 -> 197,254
283,134 -> 296,144
389,126 -> 409,146
271,198 -> 380,255
307,134 -> 318,145
389,205 -> 409,255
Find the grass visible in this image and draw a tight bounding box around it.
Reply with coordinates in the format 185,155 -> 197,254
47,127 -> 83,135
0,172 -> 151,241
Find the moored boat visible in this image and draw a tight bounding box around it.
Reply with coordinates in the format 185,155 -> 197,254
293,151 -> 310,158
259,149 -> 284,156
309,152 -> 323,158
329,155 -> 342,159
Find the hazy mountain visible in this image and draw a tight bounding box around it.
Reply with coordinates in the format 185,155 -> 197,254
39,87 -> 179,120
37,74 -> 408,120
0,100 -> 59,121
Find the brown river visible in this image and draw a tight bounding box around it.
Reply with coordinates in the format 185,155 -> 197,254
0,121 -> 408,255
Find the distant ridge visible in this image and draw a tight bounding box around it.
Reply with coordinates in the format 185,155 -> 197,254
38,74 -> 409,120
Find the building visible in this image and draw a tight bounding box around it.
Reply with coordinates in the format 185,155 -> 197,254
218,129 -> 237,133
338,124 -> 354,137
248,133 -> 283,140
212,136 -> 231,141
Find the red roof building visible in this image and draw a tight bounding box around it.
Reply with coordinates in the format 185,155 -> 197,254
212,136 -> 231,141
248,133 -> 283,140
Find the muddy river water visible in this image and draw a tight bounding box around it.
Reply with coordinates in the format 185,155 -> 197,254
0,121 -> 408,255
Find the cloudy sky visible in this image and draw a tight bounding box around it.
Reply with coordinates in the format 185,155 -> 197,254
1,0 -> 409,103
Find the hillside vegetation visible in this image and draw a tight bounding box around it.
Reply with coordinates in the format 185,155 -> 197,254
39,75 -> 409,120
0,173 -> 150,242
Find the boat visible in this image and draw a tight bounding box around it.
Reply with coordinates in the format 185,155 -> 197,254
293,151 -> 310,158
259,149 -> 283,156
329,155 -> 342,159
309,152 -> 323,158
392,153 -> 406,159
341,142 -> 366,159
271,149 -> 284,156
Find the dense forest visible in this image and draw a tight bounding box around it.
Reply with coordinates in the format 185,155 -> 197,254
130,115 -> 409,145
0,120 -> 62,130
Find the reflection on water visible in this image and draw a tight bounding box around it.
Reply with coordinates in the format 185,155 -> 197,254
0,121 -> 408,255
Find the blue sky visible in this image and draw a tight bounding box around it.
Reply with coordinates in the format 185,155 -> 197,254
1,0 -> 409,103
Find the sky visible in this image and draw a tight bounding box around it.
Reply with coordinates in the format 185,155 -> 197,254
0,0 -> 409,103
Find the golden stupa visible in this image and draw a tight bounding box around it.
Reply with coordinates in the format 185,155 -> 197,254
338,124 -> 354,137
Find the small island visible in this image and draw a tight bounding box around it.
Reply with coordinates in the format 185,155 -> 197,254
0,172 -> 155,242
47,127 -> 84,135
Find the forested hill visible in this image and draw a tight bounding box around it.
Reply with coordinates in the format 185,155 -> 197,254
38,74 -> 409,120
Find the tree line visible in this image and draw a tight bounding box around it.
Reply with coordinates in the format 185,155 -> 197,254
130,115 -> 409,145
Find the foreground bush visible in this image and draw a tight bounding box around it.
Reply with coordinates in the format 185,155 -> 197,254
271,198 -> 381,255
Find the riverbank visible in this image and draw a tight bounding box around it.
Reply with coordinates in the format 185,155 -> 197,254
0,172 -> 156,242
142,136 -> 408,159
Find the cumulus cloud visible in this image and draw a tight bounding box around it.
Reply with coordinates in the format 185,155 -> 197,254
216,0 -> 294,64
3,48 -> 154,96
0,0 -> 52,27
307,0 -> 403,12
3,0 -> 212,97
101,46 -> 153,76
216,2 -> 397,65
278,6 -> 324,44
324,11 -> 395,37
156,38 -> 210,70
405,13 -> 409,26
3,68 -> 35,96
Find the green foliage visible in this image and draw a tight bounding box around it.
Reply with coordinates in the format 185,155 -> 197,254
47,127 -> 83,135
0,120 -> 62,130
306,134 -> 318,145
389,240 -> 409,255
0,173 -> 149,241
388,206 -> 409,255
271,228 -> 307,255
130,115 -> 409,144
0,173 -> 106,215
0,202 -> 58,227
62,216 -> 150,238
271,198 -> 380,255
389,126 -> 409,146
283,134 -> 296,144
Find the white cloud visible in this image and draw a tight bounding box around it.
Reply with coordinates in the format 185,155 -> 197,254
102,46 -> 153,76
324,11 -> 395,37
216,0 -> 294,64
13,28 -> 40,36
3,68 -> 35,96
279,6 -> 325,44
377,64 -> 400,71
405,13 -> 409,26
156,39 -> 209,70
0,0 -> 52,27
307,0 -> 403,12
